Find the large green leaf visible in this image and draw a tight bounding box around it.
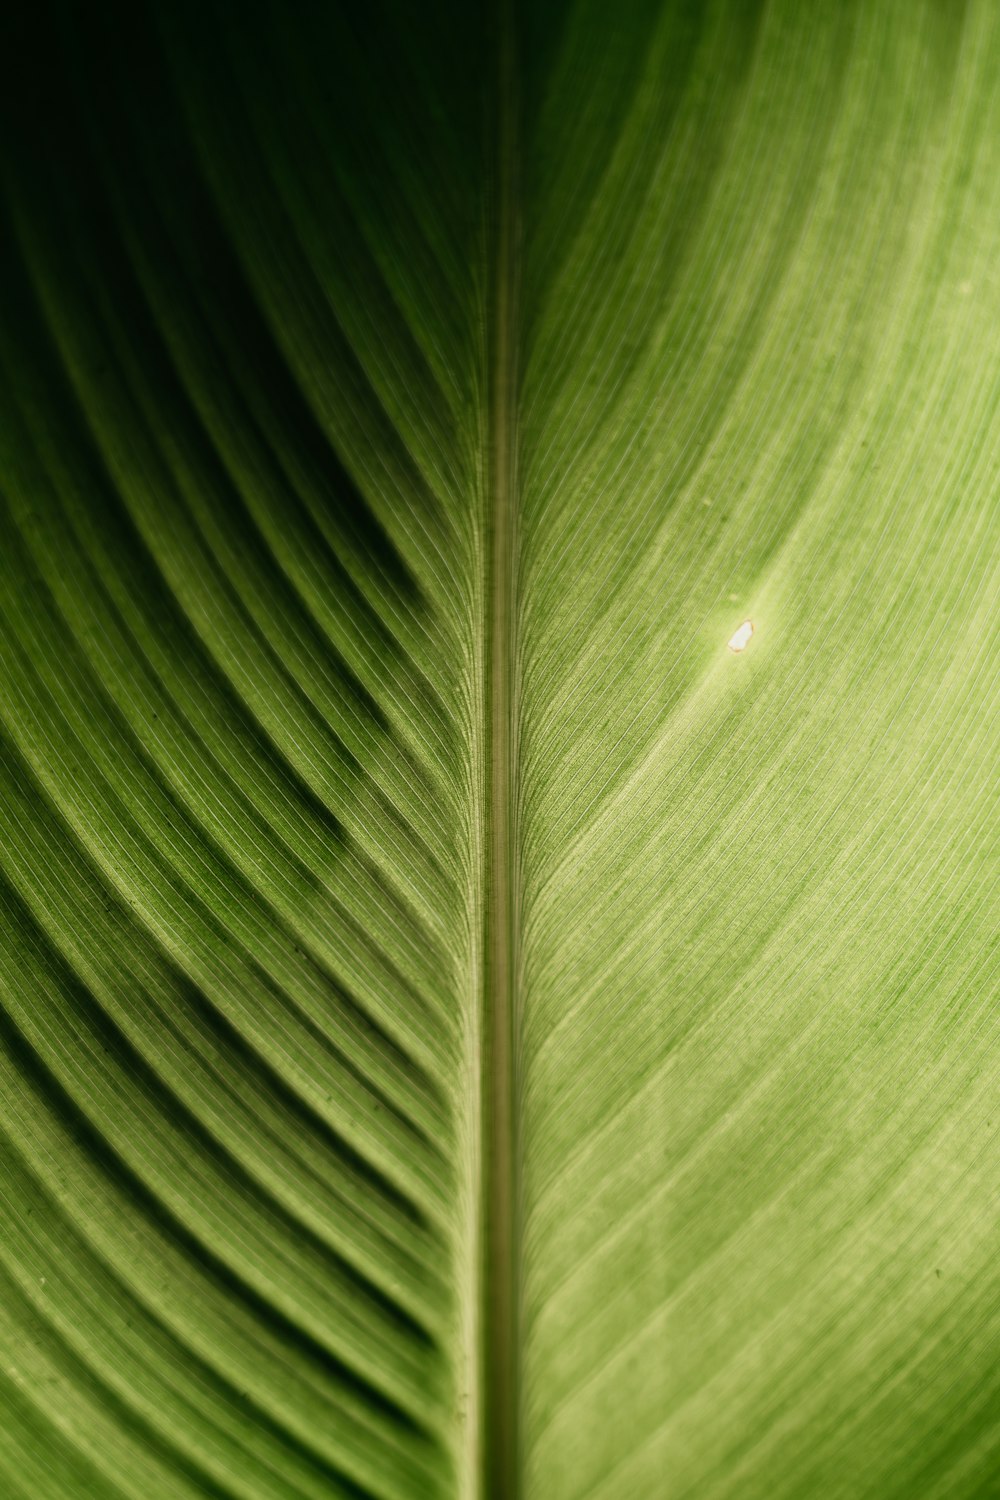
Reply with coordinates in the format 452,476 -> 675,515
0,0 -> 997,1496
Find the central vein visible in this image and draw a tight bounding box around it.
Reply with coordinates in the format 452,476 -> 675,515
482,0 -> 521,1492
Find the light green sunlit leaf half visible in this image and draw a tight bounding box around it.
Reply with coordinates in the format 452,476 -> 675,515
0,0 -> 997,1497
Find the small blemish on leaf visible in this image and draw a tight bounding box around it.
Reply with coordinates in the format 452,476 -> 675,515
727,620 -> 754,653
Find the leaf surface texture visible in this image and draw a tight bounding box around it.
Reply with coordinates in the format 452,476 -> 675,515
0,1 -> 997,1497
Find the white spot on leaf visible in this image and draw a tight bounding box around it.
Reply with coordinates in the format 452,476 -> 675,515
727,619 -> 754,653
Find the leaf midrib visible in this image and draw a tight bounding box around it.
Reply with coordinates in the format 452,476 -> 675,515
481,0 -> 522,1494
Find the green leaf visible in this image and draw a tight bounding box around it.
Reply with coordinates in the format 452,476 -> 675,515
0,0 -> 997,1497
